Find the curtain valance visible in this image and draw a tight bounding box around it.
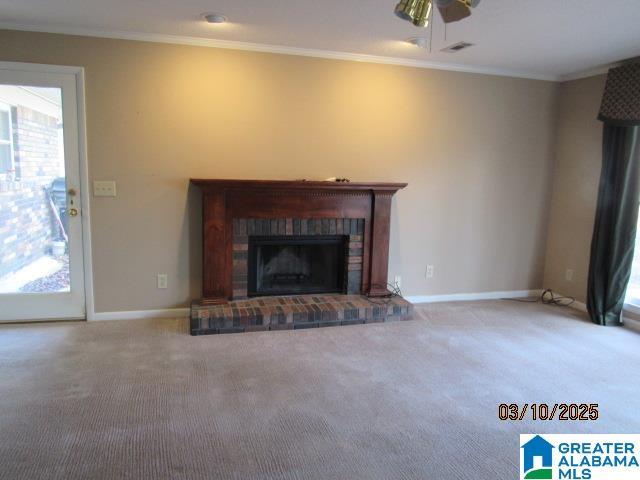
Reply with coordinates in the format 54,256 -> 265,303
598,63 -> 640,126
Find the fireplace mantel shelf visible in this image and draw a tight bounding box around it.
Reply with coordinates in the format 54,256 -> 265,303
191,178 -> 407,305
191,179 -> 408,192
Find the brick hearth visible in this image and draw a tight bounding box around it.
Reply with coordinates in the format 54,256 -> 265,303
191,294 -> 413,335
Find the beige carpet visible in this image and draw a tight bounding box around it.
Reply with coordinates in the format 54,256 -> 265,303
1,301 -> 639,479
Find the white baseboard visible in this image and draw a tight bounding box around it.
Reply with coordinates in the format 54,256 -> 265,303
624,317 -> 640,332
89,291 -> 540,320
90,308 -> 190,321
405,289 -> 542,305
87,290 -> 588,320
563,297 -> 640,327
621,303 -> 640,331
568,300 -> 587,313
549,292 -> 587,313
569,301 -> 640,330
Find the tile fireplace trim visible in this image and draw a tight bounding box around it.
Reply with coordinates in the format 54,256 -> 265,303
232,218 -> 365,299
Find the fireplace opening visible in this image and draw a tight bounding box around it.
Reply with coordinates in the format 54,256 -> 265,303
248,236 -> 346,297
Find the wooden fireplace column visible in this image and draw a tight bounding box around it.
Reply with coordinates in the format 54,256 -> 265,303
191,179 -> 407,304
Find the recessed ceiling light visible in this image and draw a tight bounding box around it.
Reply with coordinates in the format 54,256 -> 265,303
202,13 -> 227,24
406,37 -> 429,49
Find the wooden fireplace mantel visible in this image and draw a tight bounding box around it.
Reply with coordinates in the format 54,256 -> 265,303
191,179 -> 407,304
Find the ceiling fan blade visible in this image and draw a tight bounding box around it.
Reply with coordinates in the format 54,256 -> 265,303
435,0 -> 479,24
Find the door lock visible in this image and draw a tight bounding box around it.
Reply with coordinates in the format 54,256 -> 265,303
69,208 -> 79,217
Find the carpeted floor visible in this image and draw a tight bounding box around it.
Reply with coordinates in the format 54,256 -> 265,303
1,300 -> 639,479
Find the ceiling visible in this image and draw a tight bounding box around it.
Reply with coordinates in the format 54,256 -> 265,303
1,0 -> 640,80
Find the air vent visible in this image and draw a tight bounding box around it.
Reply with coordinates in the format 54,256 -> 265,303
441,42 -> 474,53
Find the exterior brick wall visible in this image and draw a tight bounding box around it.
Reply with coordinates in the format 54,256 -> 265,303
13,106 -> 62,184
0,106 -> 61,278
0,185 -> 53,277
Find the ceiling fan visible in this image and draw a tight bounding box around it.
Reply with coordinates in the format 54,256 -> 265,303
395,0 -> 481,27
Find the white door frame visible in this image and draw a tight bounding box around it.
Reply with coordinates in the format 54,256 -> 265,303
0,61 -> 94,322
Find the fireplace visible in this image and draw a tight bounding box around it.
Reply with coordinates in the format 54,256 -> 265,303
191,179 -> 407,304
248,235 -> 346,297
190,179 -> 411,335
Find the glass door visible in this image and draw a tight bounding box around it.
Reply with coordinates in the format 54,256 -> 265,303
0,65 -> 86,321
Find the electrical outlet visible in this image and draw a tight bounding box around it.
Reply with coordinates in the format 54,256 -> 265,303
93,180 -> 117,197
394,275 -> 402,289
565,269 -> 574,282
157,274 -> 168,289
426,265 -> 435,279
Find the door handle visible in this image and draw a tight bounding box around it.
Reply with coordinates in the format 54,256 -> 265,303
68,187 -> 79,217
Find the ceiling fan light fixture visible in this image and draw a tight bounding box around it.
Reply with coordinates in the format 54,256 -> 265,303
395,0 -> 433,28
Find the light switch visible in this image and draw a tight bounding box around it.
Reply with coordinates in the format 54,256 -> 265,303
93,180 -> 117,197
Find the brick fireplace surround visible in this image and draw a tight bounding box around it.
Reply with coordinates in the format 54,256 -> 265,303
190,179 -> 412,335
231,217 -> 365,299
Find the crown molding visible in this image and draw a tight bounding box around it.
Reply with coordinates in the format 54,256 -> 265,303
559,64 -> 618,82
0,23 -> 560,81
559,56 -> 640,82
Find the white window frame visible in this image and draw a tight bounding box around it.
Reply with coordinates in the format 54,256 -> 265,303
0,101 -> 14,177
622,199 -> 640,328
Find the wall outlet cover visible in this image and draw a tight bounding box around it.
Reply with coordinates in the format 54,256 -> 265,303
426,265 -> 435,279
157,274 -> 168,289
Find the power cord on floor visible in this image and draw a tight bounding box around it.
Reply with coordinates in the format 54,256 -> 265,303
503,289 -> 575,307
366,283 -> 403,306
366,285 -> 575,308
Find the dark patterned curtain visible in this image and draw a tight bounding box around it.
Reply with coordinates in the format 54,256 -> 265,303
587,63 -> 640,326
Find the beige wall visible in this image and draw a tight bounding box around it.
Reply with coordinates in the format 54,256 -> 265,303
543,75 -> 606,303
0,30 -> 560,312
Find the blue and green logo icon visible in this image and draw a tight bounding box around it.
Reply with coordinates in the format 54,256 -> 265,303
521,435 -> 554,479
